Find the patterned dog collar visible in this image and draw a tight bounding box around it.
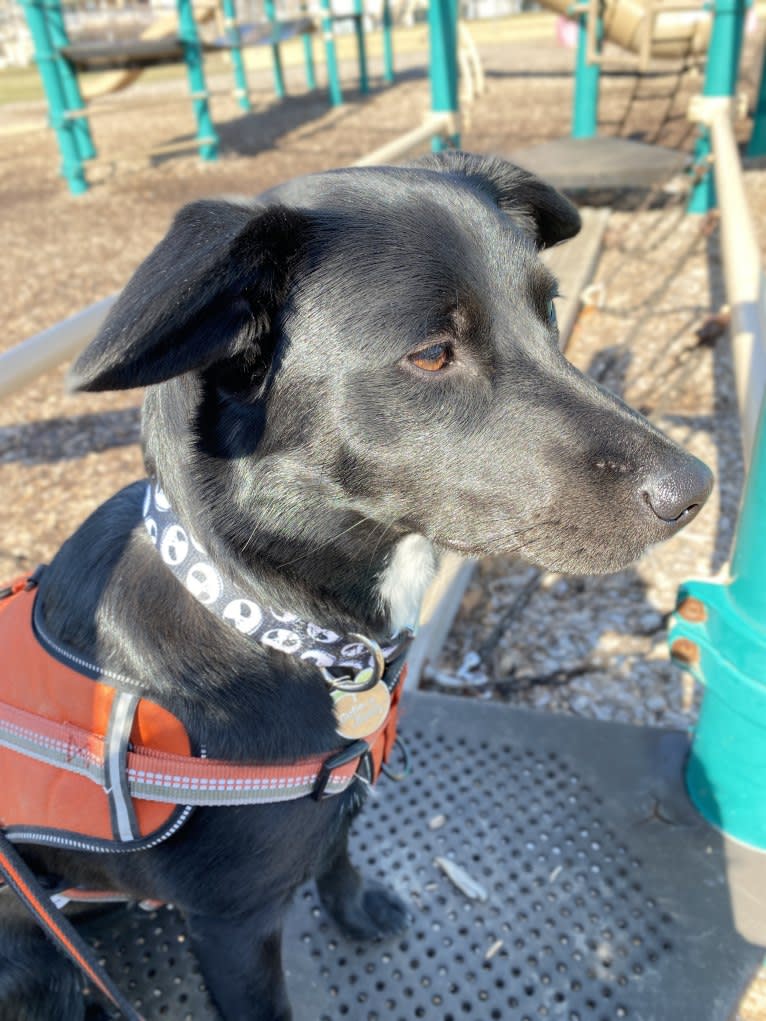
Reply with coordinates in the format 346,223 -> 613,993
142,482 -> 409,681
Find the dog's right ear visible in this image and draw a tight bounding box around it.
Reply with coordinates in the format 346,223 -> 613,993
69,200 -> 309,392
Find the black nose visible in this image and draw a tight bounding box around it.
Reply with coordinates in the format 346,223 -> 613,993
643,456 -> 713,525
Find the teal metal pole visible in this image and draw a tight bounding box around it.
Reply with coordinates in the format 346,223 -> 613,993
382,0 -> 394,84
264,0 -> 287,99
319,0 -> 343,107
302,31 -> 317,90
669,391 -> 766,849
571,6 -> 602,139
688,0 -> 746,213
352,0 -> 369,94
20,0 -> 87,194
176,0 -> 218,161
42,0 -> 96,160
746,44 -> 766,156
428,0 -> 459,150
221,0 -> 251,111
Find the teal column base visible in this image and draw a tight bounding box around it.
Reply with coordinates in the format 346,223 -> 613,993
353,0 -> 369,94
571,12 -> 601,139
669,578 -> 766,850
43,0 -> 96,160
320,0 -> 343,107
21,0 -> 88,194
177,0 -> 219,161
302,33 -> 317,90
382,0 -> 394,83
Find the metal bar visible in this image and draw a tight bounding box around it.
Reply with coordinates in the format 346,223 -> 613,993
688,0 -> 746,213
19,0 -> 87,194
353,111 -> 455,165
381,0 -> 394,83
352,0 -> 369,94
572,0 -> 602,139
319,0 -> 343,107
220,0 -> 251,111
0,295 -> 117,400
264,0 -> 287,99
428,0 -> 459,151
707,99 -> 766,461
176,0 -> 218,161
669,100 -> 766,851
42,0 -> 96,160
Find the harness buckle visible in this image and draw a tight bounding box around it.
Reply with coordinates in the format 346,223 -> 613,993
312,739 -> 371,801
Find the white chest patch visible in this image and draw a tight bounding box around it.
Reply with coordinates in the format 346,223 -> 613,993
378,534 -> 437,635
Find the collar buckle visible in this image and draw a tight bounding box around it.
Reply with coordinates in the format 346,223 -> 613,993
312,740 -> 371,800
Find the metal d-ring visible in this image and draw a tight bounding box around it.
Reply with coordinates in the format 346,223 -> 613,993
321,633 -> 385,694
380,737 -> 410,782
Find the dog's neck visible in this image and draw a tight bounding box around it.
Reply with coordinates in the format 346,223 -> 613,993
143,480 -> 435,658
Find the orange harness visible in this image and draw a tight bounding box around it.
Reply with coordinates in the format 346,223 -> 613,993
0,573 -> 406,1019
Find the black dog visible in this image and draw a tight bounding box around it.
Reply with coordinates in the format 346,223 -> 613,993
0,152 -> 711,1021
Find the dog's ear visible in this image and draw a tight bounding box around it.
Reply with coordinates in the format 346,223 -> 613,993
412,151 -> 580,249
69,201 -> 309,392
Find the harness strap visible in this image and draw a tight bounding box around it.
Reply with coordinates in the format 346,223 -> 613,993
0,831 -> 144,1021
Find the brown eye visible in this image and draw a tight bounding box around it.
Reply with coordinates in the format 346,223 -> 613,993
409,342 -> 453,372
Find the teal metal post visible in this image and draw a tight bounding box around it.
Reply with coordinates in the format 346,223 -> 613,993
176,0 -> 218,160
382,0 -> 394,84
221,0 -> 251,111
688,0 -> 746,213
352,0 -> 369,94
264,0 -> 287,99
746,45 -> 766,156
428,0 -> 459,150
302,31 -> 317,90
21,0 -> 87,194
319,0 -> 343,107
669,391 -> 766,849
571,4 -> 602,139
43,0 -> 96,160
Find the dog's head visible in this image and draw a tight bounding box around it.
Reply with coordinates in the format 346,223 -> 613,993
70,153 -> 711,577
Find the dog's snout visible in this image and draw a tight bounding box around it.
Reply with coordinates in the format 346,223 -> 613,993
642,456 -> 713,527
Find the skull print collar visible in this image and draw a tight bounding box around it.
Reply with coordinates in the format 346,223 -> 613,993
142,481 -> 411,684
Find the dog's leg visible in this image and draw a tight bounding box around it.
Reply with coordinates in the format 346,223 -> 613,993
0,918 -> 85,1021
316,823 -> 410,941
185,908 -> 291,1021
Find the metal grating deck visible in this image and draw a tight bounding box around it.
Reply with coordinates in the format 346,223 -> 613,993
82,692 -> 765,1020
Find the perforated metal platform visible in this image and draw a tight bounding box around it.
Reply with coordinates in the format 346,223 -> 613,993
82,692 -> 765,1020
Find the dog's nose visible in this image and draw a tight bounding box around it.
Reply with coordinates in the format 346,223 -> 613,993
642,456 -> 713,526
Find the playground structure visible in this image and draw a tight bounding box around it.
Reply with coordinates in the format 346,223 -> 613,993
2,0 -> 766,1015
21,0 -> 406,194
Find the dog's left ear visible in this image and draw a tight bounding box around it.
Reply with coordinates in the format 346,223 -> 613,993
69,200 -> 309,392
412,151 -> 580,249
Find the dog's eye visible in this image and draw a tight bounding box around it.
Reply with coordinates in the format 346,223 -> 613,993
547,298 -> 557,325
409,342 -> 453,372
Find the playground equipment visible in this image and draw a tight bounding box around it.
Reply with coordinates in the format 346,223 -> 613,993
2,0 -> 765,1015
21,0 -> 399,194
514,0 -> 766,207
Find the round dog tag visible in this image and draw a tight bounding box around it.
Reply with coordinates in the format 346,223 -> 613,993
332,681 -> 391,739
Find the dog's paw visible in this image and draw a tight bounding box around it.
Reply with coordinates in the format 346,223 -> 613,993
321,880 -> 410,942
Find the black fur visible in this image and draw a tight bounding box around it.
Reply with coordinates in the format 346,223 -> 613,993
0,153 -> 712,1020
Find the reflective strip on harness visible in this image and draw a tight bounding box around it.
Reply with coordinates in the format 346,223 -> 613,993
0,696 -> 362,805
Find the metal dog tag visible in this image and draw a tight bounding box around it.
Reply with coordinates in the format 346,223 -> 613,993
332,681 -> 391,740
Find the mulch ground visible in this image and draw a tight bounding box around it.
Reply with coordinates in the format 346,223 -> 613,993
1,22 -> 765,1017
